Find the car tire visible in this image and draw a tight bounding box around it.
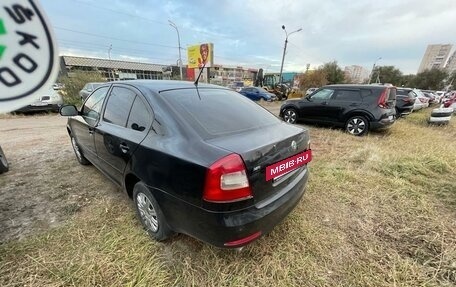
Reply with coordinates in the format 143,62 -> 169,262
70,136 -> 91,165
0,145 -> 9,174
283,108 -> 298,124
345,116 -> 369,136
133,181 -> 173,241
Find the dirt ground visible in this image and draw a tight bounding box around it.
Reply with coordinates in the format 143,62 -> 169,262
0,114 -> 120,243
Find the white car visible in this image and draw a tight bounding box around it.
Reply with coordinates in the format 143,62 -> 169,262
413,89 -> 429,111
435,91 -> 446,103
305,87 -> 318,96
14,88 -> 63,113
429,108 -> 453,124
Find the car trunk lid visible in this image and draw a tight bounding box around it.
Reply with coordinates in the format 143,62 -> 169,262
206,122 -> 310,203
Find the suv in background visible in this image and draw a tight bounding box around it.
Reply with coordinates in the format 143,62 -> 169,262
395,88 -> 416,117
79,82 -> 105,101
280,84 -> 397,136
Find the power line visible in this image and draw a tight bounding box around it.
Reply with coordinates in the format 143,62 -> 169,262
72,0 -> 167,26
54,26 -> 178,49
58,38 -> 188,60
71,0 -> 236,41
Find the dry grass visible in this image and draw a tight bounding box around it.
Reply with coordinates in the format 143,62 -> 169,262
1,108 -> 456,286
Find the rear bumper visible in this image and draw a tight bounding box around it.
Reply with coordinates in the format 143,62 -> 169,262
396,106 -> 413,117
370,117 -> 395,130
154,166 -> 309,248
15,104 -> 61,113
429,116 -> 451,123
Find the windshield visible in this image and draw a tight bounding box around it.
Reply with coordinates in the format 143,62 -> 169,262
161,88 -> 280,139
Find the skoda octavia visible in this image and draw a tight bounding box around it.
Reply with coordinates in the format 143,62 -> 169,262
60,80 -> 311,248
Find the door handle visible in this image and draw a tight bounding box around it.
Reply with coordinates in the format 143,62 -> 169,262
321,101 -> 328,105
119,143 -> 130,154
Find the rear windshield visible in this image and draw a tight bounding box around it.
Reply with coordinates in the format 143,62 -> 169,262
387,88 -> 396,101
160,88 -> 280,138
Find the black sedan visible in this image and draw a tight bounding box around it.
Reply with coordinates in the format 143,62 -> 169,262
60,80 -> 311,248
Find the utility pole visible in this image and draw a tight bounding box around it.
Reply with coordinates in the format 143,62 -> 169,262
168,20 -> 183,80
368,57 -> 381,84
108,44 -> 113,81
279,25 -> 302,85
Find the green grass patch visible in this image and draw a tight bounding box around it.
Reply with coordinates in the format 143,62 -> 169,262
1,110 -> 456,286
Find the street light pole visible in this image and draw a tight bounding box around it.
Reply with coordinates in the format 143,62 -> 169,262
279,25 -> 302,85
368,57 -> 382,84
168,20 -> 183,80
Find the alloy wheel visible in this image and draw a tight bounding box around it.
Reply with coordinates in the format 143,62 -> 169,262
283,109 -> 297,124
347,118 -> 366,135
136,192 -> 159,232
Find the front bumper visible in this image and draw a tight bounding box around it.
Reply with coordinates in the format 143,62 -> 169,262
154,166 -> 309,248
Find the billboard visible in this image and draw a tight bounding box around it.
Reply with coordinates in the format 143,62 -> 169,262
187,43 -> 213,68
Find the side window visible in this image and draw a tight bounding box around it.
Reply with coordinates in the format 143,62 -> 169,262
333,89 -> 362,102
82,87 -> 109,124
127,97 -> 152,132
311,89 -> 334,101
103,86 -> 136,127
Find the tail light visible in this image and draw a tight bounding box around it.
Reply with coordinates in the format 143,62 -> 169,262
377,89 -> 389,108
419,98 -> 427,103
403,97 -> 412,103
444,101 -> 451,108
203,154 -> 253,203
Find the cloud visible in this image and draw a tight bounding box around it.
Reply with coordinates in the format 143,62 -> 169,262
43,0 -> 456,74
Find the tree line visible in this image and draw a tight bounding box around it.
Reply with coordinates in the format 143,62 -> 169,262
298,61 -> 456,91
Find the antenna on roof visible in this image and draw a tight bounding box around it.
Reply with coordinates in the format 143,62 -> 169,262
194,61 -> 207,86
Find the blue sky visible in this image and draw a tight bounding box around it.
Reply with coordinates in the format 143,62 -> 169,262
41,0 -> 456,74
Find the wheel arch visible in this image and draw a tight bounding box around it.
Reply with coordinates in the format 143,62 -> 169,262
125,173 -> 141,199
344,110 -> 374,122
280,103 -> 299,117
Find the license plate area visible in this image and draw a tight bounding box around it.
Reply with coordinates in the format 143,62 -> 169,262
266,150 -> 312,181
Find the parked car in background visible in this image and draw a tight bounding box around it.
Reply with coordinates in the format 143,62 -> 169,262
395,88 -> 416,117
428,107 -> 453,124
305,87 -> 318,96
14,88 -> 63,113
0,145 -> 8,174
435,91 -> 445,102
413,89 -> 429,111
442,91 -> 455,104
239,87 -> 277,101
443,93 -> 456,111
280,84 -> 397,136
79,82 -> 105,101
60,80 -> 311,248
422,91 -> 437,105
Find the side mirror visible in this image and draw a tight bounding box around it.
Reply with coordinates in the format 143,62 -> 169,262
60,105 -> 78,116
87,89 -> 93,92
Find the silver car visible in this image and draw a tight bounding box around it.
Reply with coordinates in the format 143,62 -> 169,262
79,82 -> 104,101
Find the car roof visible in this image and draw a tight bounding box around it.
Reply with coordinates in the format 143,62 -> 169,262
324,84 -> 390,89
107,80 -> 224,93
